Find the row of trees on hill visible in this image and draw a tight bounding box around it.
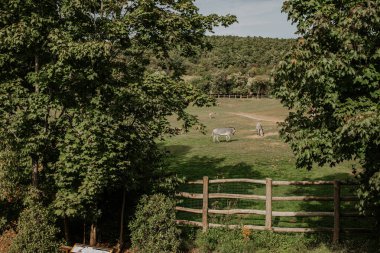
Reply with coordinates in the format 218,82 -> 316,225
186,36 -> 294,95
0,0 -> 235,251
149,36 -> 295,96
192,36 -> 295,71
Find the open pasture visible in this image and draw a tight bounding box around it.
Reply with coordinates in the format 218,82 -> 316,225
162,99 -> 365,231
163,98 -> 353,182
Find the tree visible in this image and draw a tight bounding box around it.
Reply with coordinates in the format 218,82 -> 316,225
181,36 -> 294,95
0,0 -> 236,245
249,75 -> 270,98
273,0 -> 380,224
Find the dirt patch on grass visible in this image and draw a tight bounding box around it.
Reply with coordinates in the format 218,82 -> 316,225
230,112 -> 284,123
246,132 -> 279,139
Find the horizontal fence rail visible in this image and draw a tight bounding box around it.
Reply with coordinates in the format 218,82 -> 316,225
175,177 -> 371,243
209,94 -> 269,99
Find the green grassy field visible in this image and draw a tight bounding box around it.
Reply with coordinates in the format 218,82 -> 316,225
163,98 -> 353,181
161,99 -> 377,252
161,99 -> 367,229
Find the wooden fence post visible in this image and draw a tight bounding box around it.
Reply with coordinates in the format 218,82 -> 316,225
333,181 -> 340,243
265,178 -> 272,230
202,176 -> 209,232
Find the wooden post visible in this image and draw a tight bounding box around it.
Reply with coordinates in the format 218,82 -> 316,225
89,223 -> 97,246
202,176 -> 209,232
333,181 -> 340,243
83,222 -> 86,244
119,188 -> 126,249
265,178 -> 272,230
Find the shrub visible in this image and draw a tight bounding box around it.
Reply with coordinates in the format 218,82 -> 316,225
9,200 -> 60,253
129,194 -> 180,253
0,228 -> 16,253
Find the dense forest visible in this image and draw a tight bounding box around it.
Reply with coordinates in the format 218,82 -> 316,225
181,36 -> 295,96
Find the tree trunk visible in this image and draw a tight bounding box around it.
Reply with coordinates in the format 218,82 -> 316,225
89,223 -> 97,246
35,54 -> 40,92
119,189 -> 127,250
83,222 -> 86,244
32,155 -> 38,188
64,216 -> 70,243
32,54 -> 40,188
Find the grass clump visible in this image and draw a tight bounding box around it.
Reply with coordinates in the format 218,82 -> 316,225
195,227 -> 254,253
191,228 -> 379,253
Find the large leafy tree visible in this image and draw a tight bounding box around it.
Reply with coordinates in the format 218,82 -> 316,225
273,0 -> 380,222
0,0 -> 236,245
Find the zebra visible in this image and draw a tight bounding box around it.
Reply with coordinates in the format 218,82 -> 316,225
212,127 -> 236,142
256,122 -> 264,136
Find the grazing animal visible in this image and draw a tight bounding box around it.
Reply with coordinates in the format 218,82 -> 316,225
208,112 -> 216,119
256,122 -> 264,136
212,127 -> 236,142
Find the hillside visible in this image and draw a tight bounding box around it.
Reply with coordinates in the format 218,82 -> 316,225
183,36 -> 295,95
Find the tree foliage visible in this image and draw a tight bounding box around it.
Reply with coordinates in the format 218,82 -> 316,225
0,0 -> 235,244
158,36 -> 294,95
273,0 -> 380,220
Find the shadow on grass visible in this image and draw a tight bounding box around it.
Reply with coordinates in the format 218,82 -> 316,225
273,173 -> 378,251
163,144 -> 192,157
163,143 -> 264,180
172,152 -> 269,228
167,154 -> 264,181
165,144 -> 378,251
211,139 -> 239,143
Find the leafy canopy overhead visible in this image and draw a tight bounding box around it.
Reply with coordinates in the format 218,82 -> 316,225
273,0 -> 380,217
0,0 -> 236,232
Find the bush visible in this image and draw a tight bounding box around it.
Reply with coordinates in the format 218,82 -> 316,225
9,200 -> 60,253
195,227 -> 254,253
129,194 -> 180,253
0,228 -> 16,253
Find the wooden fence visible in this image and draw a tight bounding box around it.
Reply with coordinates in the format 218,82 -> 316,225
175,177 -> 372,243
210,94 -> 268,99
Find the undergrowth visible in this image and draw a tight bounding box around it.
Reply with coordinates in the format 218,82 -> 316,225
180,226 -> 379,253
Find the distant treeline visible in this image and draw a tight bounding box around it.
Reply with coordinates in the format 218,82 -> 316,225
187,36 -> 295,95
155,36 -> 295,96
